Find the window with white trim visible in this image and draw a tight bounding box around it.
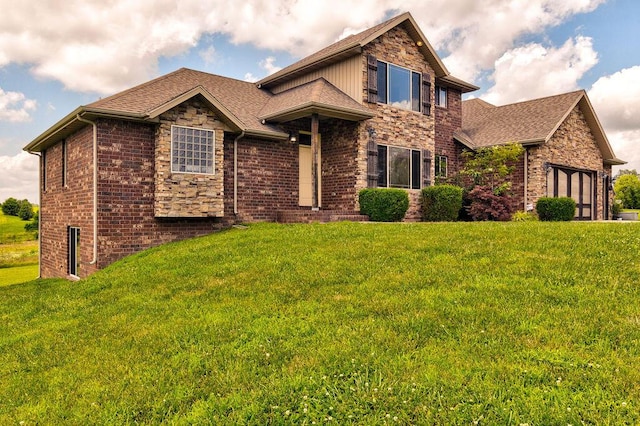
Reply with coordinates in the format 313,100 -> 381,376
435,155 -> 448,178
171,125 -> 215,174
436,86 -> 447,108
377,145 -> 422,189
376,60 -> 422,112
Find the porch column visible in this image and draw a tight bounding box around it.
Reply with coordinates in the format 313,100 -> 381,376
311,113 -> 319,210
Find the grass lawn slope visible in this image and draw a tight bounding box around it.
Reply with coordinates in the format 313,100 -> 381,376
1,222 -> 639,424
0,212 -> 38,286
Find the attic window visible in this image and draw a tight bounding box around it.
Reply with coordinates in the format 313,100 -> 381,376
171,125 -> 215,174
377,60 -> 422,112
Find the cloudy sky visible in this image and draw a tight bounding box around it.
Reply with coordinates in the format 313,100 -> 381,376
1,0 -> 638,203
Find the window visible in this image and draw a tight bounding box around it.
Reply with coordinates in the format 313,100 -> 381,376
435,155 -> 448,178
436,86 -> 447,108
171,125 -> 215,174
377,60 -> 422,112
377,145 -> 421,189
68,227 -> 80,277
62,140 -> 67,187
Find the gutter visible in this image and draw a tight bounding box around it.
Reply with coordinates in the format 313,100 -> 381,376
76,114 -> 98,265
27,151 -> 42,279
233,131 -> 245,216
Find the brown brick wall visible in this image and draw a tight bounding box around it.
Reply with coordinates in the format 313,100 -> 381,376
320,119 -> 361,210
361,26 -> 437,220
434,88 -> 463,178
40,126 -> 97,279
225,134 -> 300,222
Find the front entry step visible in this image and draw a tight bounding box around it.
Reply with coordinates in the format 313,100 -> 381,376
276,210 -> 369,224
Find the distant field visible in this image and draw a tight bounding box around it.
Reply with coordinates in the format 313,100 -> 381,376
1,222 -> 639,424
0,212 -> 38,286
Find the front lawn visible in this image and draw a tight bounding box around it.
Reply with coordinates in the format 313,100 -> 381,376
1,222 -> 639,423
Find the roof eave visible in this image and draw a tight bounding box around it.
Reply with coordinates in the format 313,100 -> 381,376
257,45 -> 362,88
437,75 -> 479,93
23,106 -> 149,153
604,158 -> 627,166
260,102 -> 375,123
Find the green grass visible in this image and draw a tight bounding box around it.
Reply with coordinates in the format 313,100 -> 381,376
0,212 -> 39,286
1,222 -> 639,424
0,211 -> 37,244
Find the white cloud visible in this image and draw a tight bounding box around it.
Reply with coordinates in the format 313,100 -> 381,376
0,151 -> 39,203
405,0 -> 605,82
199,45 -> 218,64
243,72 -> 258,83
0,0 -> 606,94
0,87 -> 37,122
259,57 -> 282,75
483,36 -> 598,105
588,66 -> 640,172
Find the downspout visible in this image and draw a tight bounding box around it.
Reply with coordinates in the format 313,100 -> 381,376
523,149 -> 528,210
27,151 -> 42,278
233,131 -> 245,216
76,114 -> 98,265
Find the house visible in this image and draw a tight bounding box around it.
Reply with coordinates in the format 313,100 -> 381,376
23,12 -> 622,279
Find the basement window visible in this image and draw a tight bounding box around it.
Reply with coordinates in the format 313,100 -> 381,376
171,125 -> 215,174
68,226 -> 80,277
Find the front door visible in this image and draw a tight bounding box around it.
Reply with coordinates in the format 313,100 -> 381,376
547,166 -> 595,220
298,133 -> 321,207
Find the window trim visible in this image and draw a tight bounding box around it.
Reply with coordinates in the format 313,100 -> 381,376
170,125 -> 215,175
435,155 -> 448,178
376,60 -> 422,113
42,149 -> 47,191
377,144 -> 422,189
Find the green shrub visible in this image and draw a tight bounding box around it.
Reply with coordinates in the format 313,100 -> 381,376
421,185 -> 463,221
359,188 -> 409,222
536,197 -> 576,221
511,210 -> 538,222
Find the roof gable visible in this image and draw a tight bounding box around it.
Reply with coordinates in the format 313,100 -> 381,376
458,91 -> 624,165
257,12 -> 477,93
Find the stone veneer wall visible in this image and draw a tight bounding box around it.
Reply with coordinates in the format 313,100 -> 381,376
360,26 -> 437,221
155,98 -> 225,217
527,106 -> 607,219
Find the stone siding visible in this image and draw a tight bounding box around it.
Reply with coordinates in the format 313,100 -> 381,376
155,98 -> 225,217
527,106 -> 607,219
360,26 -> 437,221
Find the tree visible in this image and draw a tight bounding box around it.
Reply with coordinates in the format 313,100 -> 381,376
459,143 -> 525,192
2,197 -> 20,216
614,174 -> 640,209
458,143 -> 525,221
18,199 -> 34,220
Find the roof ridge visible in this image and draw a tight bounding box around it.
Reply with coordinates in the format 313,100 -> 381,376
489,89 -> 584,109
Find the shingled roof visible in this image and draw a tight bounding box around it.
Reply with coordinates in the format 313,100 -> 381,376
456,90 -> 624,165
259,78 -> 374,122
257,12 -> 477,93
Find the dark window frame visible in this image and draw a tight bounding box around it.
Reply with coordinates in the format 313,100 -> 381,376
376,60 -> 422,113
435,155 -> 448,178
377,144 -> 422,189
68,226 -> 80,277
435,86 -> 447,108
